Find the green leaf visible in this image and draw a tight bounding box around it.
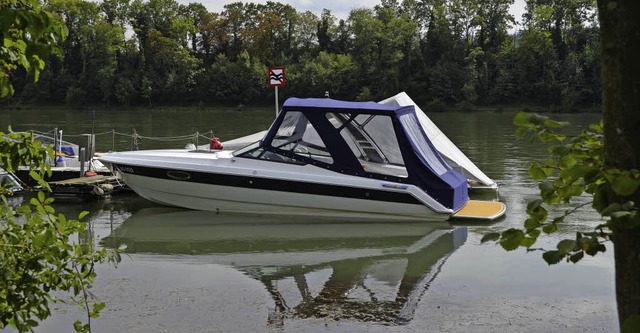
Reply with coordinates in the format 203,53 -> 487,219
90,302 -> 106,318
529,162 -> 553,180
520,237 -> 537,248
524,217 -> 540,230
543,119 -> 569,128
542,223 -> 558,234
622,201 -> 635,211
548,144 -> 570,156
622,314 -> 640,333
559,154 -> 577,168
515,126 -> 530,139
611,211 -> 632,220
557,239 -> 577,254
604,169 -> 640,196
526,113 -> 549,126
79,211 -> 89,220
73,320 -> 90,333
527,200 -> 548,221
542,250 -> 563,265
43,229 -> 55,246
499,229 -> 525,251
569,251 -> 584,263
481,232 -> 500,243
527,229 -> 541,238
539,130 -> 565,143
527,198 -> 543,211
513,112 -> 531,127
588,121 -> 603,133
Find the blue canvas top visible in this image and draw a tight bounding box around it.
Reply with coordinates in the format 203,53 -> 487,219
283,97 -> 412,115
262,97 -> 468,211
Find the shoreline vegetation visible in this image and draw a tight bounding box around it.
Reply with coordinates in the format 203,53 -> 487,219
3,0 -> 600,113
1,101 -> 603,114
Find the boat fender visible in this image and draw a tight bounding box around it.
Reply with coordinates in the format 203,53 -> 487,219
92,185 -> 104,196
85,171 -> 98,177
100,183 -> 114,191
210,137 -> 224,150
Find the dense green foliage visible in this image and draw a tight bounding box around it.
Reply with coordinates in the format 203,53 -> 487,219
0,0 -> 67,98
3,0 -> 600,109
1,131 -> 119,333
2,2 -> 117,332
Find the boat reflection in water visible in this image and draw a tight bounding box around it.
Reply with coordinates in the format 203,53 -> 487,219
100,208 -> 467,326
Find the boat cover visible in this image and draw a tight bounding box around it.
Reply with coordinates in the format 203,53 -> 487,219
379,92 -> 496,188
267,98 -> 468,211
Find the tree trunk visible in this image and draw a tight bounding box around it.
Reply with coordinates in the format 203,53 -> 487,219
597,0 -> 640,328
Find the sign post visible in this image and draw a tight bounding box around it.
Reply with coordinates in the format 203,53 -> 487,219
268,67 -> 285,115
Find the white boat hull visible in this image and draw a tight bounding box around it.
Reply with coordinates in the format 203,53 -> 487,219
119,171 -> 451,221
105,148 -> 453,221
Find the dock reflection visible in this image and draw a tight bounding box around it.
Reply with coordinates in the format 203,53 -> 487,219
100,207 -> 467,326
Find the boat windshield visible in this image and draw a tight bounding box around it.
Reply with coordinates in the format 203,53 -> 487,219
236,108 -> 409,179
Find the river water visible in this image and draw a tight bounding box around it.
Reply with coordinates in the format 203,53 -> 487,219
1,106 -> 617,332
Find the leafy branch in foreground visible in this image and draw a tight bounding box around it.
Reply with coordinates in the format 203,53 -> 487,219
482,112 -> 640,265
0,0 -> 68,98
1,131 -> 120,333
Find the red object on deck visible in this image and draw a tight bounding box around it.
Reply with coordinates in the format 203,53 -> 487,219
84,171 -> 98,177
210,137 -> 224,150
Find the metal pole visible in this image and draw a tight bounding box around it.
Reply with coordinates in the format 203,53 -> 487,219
79,148 -> 86,177
53,127 -> 58,167
58,129 -> 63,166
275,86 -> 279,116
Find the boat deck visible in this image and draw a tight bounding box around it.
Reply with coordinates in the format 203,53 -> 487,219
451,200 -> 506,221
48,175 -> 124,201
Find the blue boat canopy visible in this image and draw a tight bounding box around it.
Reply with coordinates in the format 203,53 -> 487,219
239,97 -> 468,210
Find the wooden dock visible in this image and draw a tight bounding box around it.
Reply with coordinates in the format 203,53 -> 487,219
48,175 -> 124,201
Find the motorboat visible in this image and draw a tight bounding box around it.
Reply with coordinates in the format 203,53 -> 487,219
100,97 -> 505,221
99,207 -> 467,324
0,168 -> 24,194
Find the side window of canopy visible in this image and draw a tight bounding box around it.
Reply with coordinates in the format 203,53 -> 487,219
271,111 -> 334,165
326,112 -> 407,178
398,112 -> 448,176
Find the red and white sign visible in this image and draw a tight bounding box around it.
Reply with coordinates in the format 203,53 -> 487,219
268,67 -> 285,87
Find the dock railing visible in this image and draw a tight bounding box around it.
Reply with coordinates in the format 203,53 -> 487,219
60,129 -> 215,152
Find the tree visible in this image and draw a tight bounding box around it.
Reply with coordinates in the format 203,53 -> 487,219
293,10 -> 319,59
597,0 -> 640,328
1,1 -> 117,332
317,8 -> 334,53
482,1 -> 640,331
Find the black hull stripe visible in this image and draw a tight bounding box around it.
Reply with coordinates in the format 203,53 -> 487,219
114,164 -> 423,205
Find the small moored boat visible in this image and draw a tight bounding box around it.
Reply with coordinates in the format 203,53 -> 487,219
100,97 -> 505,221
